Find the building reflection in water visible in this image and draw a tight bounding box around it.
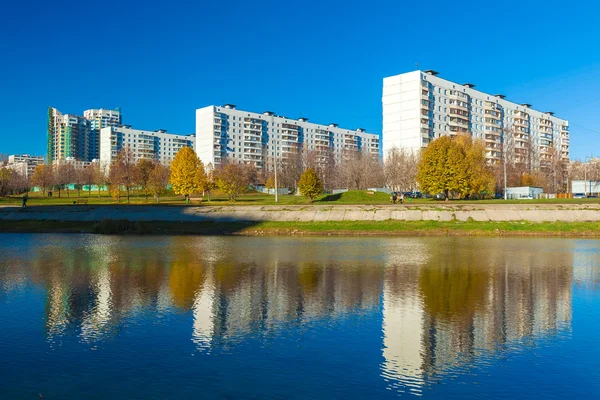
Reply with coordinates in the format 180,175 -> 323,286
0,236 -> 581,392
382,238 -> 573,395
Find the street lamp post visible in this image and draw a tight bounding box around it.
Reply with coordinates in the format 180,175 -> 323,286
274,155 -> 278,203
584,155 -> 592,197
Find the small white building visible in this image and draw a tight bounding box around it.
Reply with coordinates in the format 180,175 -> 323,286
571,180 -> 600,195
505,186 -> 544,199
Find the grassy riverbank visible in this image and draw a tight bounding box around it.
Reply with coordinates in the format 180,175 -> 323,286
1,219 -> 600,237
2,190 -> 600,206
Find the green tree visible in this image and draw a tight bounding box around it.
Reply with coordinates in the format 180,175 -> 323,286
298,168 -> 323,202
170,147 -> 201,202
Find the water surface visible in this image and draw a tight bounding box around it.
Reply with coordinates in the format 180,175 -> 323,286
0,235 -> 599,399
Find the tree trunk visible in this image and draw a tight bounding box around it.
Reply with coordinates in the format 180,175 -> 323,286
126,187 -> 130,204
58,186 -> 61,198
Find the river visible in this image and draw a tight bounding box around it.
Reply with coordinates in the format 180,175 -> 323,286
0,235 -> 598,399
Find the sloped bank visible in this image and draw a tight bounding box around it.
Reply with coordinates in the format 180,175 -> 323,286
1,205 -> 600,236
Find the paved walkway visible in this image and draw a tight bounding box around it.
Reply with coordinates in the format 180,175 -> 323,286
1,204 -> 600,223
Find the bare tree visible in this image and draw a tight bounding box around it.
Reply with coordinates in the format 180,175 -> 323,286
31,164 -> 53,196
82,164 -> 96,197
148,162 -> 170,203
384,147 -> 419,192
336,150 -> 384,190
136,158 -> 155,201
53,163 -> 75,198
93,164 -> 106,197
112,147 -> 137,203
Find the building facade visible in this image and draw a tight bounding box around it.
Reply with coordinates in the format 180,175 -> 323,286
84,108 -> 122,162
7,154 -> 45,178
195,105 -> 380,169
382,70 -> 569,169
47,107 -> 122,164
99,126 -> 195,169
47,107 -> 90,164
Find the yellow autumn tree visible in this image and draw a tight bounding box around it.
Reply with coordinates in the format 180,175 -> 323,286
169,147 -> 205,201
417,134 -> 494,199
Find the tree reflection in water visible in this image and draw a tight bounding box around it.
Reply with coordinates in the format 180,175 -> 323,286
0,235 -> 582,394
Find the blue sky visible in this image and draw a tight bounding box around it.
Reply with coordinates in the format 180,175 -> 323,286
1,0 -> 599,160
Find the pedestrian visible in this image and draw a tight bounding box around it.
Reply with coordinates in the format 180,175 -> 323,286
391,192 -> 397,204
22,194 -> 28,208
400,192 -> 404,204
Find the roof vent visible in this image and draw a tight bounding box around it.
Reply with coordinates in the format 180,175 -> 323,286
462,83 -> 476,88
224,104 -> 236,109
521,103 -> 532,108
329,123 -> 338,128
494,94 -> 506,99
545,111 -> 555,116
357,128 -> 365,132
299,117 -> 309,122
424,70 -> 439,76
263,111 -> 274,116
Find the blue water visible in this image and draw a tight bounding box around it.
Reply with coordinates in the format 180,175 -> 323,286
0,235 -> 598,399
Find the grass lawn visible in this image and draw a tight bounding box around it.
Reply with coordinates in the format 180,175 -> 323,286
1,190 -> 600,206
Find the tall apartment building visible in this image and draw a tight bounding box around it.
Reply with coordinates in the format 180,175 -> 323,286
195,104 -> 380,169
382,70 -> 570,170
84,108 -> 122,161
47,107 -> 122,164
47,107 -> 90,164
99,126 -> 195,169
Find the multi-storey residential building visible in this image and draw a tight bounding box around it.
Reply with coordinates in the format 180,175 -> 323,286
84,108 -> 122,161
47,107 -> 122,164
99,126 -> 195,169
382,70 -> 569,170
7,154 -> 45,178
47,107 -> 91,164
195,104 -> 380,169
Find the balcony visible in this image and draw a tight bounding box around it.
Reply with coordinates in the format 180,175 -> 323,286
514,111 -> 529,119
449,109 -> 469,118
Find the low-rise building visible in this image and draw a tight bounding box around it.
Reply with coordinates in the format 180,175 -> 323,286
571,180 -> 600,195
99,126 -> 195,169
505,186 -> 544,199
7,154 -> 45,178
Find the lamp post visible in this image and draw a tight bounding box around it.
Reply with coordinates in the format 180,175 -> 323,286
584,155 -> 591,197
274,155 -> 278,203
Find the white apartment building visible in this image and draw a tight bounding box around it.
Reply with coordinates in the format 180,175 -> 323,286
99,126 -> 195,169
84,108 -> 122,161
7,154 -> 45,178
196,104 -> 380,169
382,70 -> 569,169
48,107 -> 122,163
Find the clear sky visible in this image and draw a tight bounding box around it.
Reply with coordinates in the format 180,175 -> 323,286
1,0 -> 599,160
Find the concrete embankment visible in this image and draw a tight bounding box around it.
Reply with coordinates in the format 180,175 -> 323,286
1,204 -> 600,223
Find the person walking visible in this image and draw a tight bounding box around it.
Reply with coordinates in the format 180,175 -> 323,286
21,194 -> 28,208
399,192 -> 404,204
391,192 -> 397,204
